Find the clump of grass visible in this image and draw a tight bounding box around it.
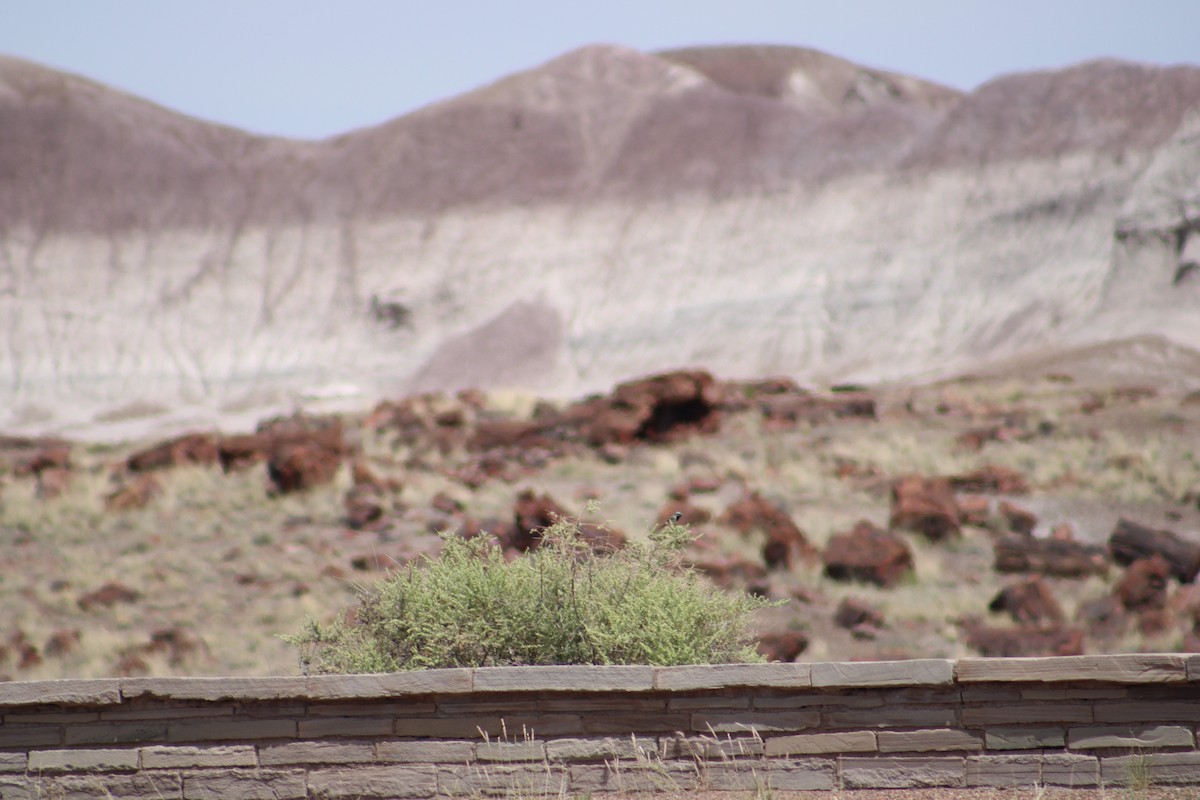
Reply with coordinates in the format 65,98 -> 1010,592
284,512 -> 774,672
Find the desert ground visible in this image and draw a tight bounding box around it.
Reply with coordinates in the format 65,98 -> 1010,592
2,367 -> 1199,682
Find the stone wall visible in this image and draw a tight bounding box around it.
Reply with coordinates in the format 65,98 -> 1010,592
1,654 -> 1199,798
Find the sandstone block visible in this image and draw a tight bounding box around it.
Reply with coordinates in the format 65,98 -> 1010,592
759,759 -> 838,790
0,753 -> 26,772
961,704 -> 1091,725
824,706 -> 957,728
752,692 -> 883,709
965,754 -> 1040,787
667,695 -> 750,710
692,710 -> 818,733
956,653 -> 1189,683
297,716 -> 393,738
877,728 -> 983,752
764,731 -> 877,755
654,662 -> 811,690
581,712 -> 685,734
473,665 -> 653,692
1092,701 -> 1200,722
42,772 -> 182,800
141,744 -> 257,769
1067,724 -> 1194,750
545,736 -> 653,762
660,733 -> 764,759
0,777 -> 30,800
1041,753 -> 1099,786
0,725 -> 62,747
120,676 -> 307,702
308,765 -> 437,799
1101,752 -> 1200,786
393,717 -> 502,738
984,727 -> 1066,750
183,769 -> 305,799
568,762 -> 697,794
375,740 -> 474,763
0,679 -> 121,707
259,741 -> 373,765
841,756 -> 964,788
307,669 -> 473,699
167,718 -> 295,742
476,741 -> 546,761
811,659 -> 954,687
28,748 -> 139,773
64,721 -> 168,745
439,763 -> 567,797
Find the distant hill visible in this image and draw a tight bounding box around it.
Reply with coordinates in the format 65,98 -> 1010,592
1,45 -> 1199,438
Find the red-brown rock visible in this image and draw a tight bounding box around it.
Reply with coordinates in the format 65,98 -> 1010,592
268,442 -> 341,494
720,492 -> 813,569
823,520 -> 915,588
756,629 -> 809,662
127,432 -> 219,472
988,578 -> 1064,624
834,597 -> 886,631
999,500 -> 1038,536
961,621 -> 1084,657
77,581 -> 142,611
43,628 -> 81,658
343,487 -> 385,531
14,444 -> 71,476
889,475 -> 960,540
35,467 -> 71,499
993,536 -> 1110,578
104,474 -> 162,512
1115,554 -> 1172,612
574,370 -> 723,446
1108,518 -> 1200,583
948,464 -> 1030,494
956,495 -> 991,528
506,489 -> 625,554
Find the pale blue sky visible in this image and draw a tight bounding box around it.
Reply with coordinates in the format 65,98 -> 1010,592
3,1 -> 1198,139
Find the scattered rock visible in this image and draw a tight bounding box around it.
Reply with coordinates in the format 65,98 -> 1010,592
823,520 -> 914,588
948,464 -> 1030,494
834,597 -> 886,631
961,620 -> 1084,657
35,467 -> 71,499
719,492 -> 813,569
268,442 -> 342,494
889,475 -> 960,540
1108,517 -> 1200,582
1115,554 -> 1172,611
104,474 -> 162,512
999,500 -> 1038,536
126,432 -> 219,472
756,629 -> 809,662
1076,595 -> 1129,639
993,536 -> 1110,578
956,495 -> 991,528
77,581 -> 142,611
39,628 -> 80,659
505,489 -> 625,554
343,487 -> 385,531
988,578 -> 1065,624
13,444 -> 71,476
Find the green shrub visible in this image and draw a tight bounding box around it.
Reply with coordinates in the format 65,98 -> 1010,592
283,513 -> 774,672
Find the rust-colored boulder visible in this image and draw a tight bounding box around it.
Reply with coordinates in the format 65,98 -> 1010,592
104,474 -> 162,512
14,444 -> 71,477
834,597 -> 886,631
889,475 -> 960,540
1108,518 -> 1200,583
506,489 -> 625,554
574,370 -> 723,446
999,501 -> 1038,536
756,629 -> 809,662
956,495 -> 991,528
43,628 -> 81,658
993,536 -> 1110,578
1115,554 -> 1172,612
127,432 -> 219,472
988,578 -> 1064,624
268,442 -> 342,494
343,487 -> 385,531
823,520 -> 914,588
720,492 -> 813,569
962,621 -> 1084,657
77,581 -> 142,611
687,552 -> 768,588
948,464 -> 1030,494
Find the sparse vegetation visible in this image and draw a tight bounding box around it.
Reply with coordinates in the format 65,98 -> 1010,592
284,511 -> 774,672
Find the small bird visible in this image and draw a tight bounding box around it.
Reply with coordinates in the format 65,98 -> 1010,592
669,511 -> 683,524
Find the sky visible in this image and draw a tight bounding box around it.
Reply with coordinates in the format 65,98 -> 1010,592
3,1 -> 1199,140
